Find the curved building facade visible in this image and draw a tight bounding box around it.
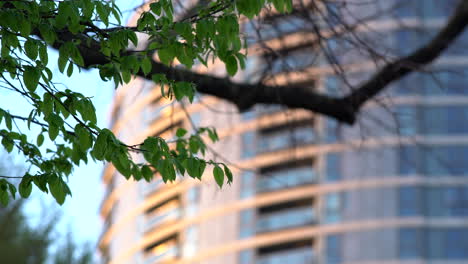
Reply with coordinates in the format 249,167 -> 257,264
99,1 -> 468,263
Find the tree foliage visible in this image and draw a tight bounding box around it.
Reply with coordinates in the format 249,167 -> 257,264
0,200 -> 94,263
1,0 -> 467,205
0,0 -> 295,204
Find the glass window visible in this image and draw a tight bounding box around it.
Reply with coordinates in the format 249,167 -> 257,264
243,17 -> 306,44
419,105 -> 468,135
422,106 -> 449,135
324,76 -> 341,96
395,0 -> 422,18
423,0 -> 456,18
399,228 -> 423,259
183,226 -> 198,257
446,229 -> 468,259
241,110 -> 256,120
396,106 -> 417,135
442,187 -> 468,216
325,193 -> 344,223
241,171 -> 255,198
446,30 -> 468,55
240,209 -> 254,225
239,209 -> 254,239
258,247 -> 314,264
428,228 -> 468,259
423,146 -> 468,176
257,166 -> 316,193
394,29 -> 421,56
256,207 -> 315,233
423,72 -> 449,95
187,187 -> 199,202
326,153 -> 341,182
239,250 -> 254,264
271,49 -> 317,74
428,229 -> 444,259
326,234 -> 342,264
326,119 -> 339,143
257,125 -> 315,153
399,145 -> 419,175
399,186 -> 422,216
393,72 -> 422,94
241,131 -> 256,159
255,104 -> 283,116
186,187 -> 200,216
447,106 -> 468,134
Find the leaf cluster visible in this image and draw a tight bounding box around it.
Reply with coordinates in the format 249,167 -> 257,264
0,0 -> 292,204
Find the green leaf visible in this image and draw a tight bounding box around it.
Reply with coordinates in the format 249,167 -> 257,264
49,175 -> 68,205
7,182 -> 16,199
158,47 -> 175,66
0,189 -> 8,206
38,24 -> 56,45
24,39 -> 38,60
48,125 -> 59,140
19,175 -> 32,198
92,129 -> 109,160
23,66 -> 41,92
158,159 -> 176,182
20,20 -> 32,37
150,2 -> 162,15
186,158 -> 205,180
66,62 -> 74,77
121,71 -> 131,84
141,57 -> 152,76
176,128 -> 187,138
223,164 -> 233,184
225,55 -> 238,76
37,133 -> 44,147
2,137 -> 14,153
75,124 -> 91,150
213,165 -> 224,187
207,128 -> 219,142
141,165 -> 153,182
39,44 -> 48,65
95,2 -> 109,27
4,113 -> 12,130
189,136 -> 200,153
127,30 -> 138,46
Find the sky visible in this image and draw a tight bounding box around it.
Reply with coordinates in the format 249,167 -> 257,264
16,0 -> 143,249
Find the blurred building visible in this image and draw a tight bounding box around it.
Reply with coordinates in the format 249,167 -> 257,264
99,1 -> 468,263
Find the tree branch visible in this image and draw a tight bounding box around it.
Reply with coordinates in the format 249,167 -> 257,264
342,0 -> 468,113
49,0 -> 468,125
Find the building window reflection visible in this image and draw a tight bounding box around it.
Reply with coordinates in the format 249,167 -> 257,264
257,161 -> 316,193
324,193 -> 345,223
399,228 -> 424,259
241,131 -> 256,159
326,153 -> 341,182
257,123 -> 316,154
240,171 -> 255,198
326,234 -> 342,264
256,206 -> 315,233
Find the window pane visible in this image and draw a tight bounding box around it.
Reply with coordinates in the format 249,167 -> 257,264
326,234 -> 342,264
326,153 -> 341,182
399,228 -> 423,259
399,186 -> 422,216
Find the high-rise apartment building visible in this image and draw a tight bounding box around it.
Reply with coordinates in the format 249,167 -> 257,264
99,1 -> 468,263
